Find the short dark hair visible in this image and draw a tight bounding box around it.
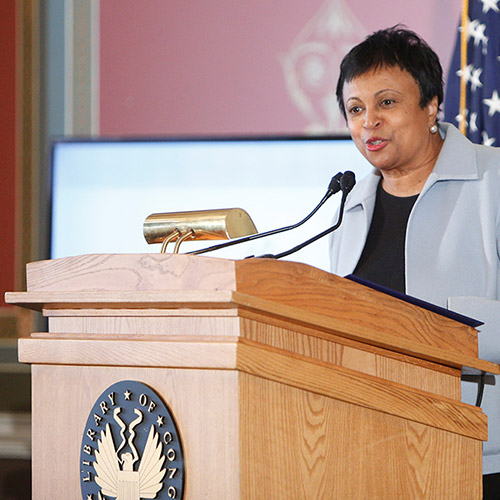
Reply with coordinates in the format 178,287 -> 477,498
336,25 -> 443,119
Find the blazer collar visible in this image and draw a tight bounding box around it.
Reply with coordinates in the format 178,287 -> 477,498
344,169 -> 379,212
428,122 -> 479,181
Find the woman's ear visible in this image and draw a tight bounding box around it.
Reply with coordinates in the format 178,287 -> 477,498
427,96 -> 439,126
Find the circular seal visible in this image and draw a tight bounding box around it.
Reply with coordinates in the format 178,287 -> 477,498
80,380 -> 185,500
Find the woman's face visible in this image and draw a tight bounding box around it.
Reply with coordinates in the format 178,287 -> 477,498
342,66 -> 439,175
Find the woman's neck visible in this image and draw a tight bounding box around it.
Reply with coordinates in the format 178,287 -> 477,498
381,135 -> 444,197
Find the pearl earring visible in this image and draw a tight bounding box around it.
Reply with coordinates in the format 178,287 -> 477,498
430,124 -> 438,134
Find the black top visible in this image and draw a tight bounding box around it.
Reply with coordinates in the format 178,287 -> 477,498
353,181 -> 418,293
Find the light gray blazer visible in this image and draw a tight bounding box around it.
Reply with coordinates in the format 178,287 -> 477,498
329,122 -> 500,473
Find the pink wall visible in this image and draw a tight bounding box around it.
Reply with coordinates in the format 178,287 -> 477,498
100,0 -> 462,136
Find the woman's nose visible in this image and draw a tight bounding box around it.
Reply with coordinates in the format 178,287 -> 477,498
363,109 -> 381,129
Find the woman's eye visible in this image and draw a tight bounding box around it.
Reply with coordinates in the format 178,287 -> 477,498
381,99 -> 395,106
348,106 -> 362,115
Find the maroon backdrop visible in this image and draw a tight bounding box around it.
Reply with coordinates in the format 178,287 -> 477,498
0,3 -> 16,307
100,0 -> 461,136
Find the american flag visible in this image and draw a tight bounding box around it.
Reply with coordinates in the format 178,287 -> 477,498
444,0 -> 500,146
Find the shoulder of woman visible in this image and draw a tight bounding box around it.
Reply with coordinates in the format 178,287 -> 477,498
440,122 -> 500,172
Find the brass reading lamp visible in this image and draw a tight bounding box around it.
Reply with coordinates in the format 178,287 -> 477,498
143,208 -> 258,253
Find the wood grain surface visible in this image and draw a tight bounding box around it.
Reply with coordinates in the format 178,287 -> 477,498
8,287 -> 499,374
7,254 -> 492,370
8,255 -> 490,498
29,362 -> 482,500
19,336 -> 486,441
240,373 -> 481,499
18,253 -> 478,358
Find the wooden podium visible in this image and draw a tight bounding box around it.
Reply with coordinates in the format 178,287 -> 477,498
6,253 -> 500,499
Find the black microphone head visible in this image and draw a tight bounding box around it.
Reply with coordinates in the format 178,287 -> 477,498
340,171 -> 356,193
327,172 -> 343,195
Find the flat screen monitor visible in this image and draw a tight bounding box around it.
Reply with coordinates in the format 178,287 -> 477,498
50,136 -> 373,272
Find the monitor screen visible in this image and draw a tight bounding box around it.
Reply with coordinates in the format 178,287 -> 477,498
50,136 -> 372,272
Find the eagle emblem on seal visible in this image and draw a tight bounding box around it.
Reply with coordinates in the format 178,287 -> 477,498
94,408 -> 165,499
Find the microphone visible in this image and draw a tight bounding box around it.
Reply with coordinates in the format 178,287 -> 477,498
339,169 -> 356,193
187,172 -> 344,256
253,171 -> 356,260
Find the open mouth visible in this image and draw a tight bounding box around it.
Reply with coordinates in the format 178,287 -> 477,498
365,138 -> 387,151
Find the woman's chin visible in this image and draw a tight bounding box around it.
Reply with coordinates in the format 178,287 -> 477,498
362,152 -> 393,171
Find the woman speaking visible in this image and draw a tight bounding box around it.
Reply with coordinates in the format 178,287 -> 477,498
330,26 -> 500,499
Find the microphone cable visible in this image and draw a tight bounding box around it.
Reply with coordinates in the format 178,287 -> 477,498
187,172 -> 344,256
252,171 -> 356,260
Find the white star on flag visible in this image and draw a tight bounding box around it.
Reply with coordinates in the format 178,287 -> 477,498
480,0 -> 500,13
482,131 -> 496,146
473,22 -> 489,52
470,112 -> 479,132
456,63 -> 473,82
484,90 -> 500,116
470,67 -> 483,91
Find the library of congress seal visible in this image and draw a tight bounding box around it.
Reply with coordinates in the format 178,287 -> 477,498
80,380 -> 185,500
